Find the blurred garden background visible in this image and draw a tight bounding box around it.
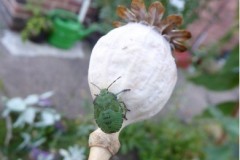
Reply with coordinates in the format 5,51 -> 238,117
0,0 -> 239,160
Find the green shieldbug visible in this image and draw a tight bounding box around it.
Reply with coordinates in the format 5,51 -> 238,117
91,76 -> 130,134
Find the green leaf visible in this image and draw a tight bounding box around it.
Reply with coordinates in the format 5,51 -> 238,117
221,118 -> 239,137
189,45 -> 239,91
201,101 -> 238,117
202,106 -> 239,137
216,101 -> 238,116
221,45 -> 239,73
190,72 -> 238,91
0,119 -> 6,146
205,144 -> 234,160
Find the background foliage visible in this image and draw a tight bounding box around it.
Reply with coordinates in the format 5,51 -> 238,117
0,0 -> 238,160
93,0 -> 200,33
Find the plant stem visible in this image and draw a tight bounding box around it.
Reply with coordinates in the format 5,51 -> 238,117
88,147 -> 112,160
88,128 -> 120,160
4,116 -> 12,147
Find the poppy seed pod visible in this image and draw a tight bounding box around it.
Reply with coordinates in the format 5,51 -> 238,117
88,0 -> 191,159
89,23 -> 177,127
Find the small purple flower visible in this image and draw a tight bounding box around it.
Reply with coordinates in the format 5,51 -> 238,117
54,121 -> 66,132
38,91 -> 54,107
30,148 -> 55,160
38,98 -> 52,107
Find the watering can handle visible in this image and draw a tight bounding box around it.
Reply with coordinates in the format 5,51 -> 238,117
47,9 -> 78,21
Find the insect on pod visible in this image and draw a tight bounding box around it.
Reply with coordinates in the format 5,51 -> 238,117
91,77 -> 130,134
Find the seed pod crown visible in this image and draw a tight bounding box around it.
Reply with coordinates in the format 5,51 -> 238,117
113,0 -> 191,52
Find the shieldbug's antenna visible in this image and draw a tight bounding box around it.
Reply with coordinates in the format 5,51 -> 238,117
107,76 -> 121,90
91,82 -> 101,90
116,89 -> 131,96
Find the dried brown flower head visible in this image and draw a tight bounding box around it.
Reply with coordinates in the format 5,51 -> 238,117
113,0 -> 191,52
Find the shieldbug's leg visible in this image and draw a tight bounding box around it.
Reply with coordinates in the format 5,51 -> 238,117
93,94 -> 98,104
122,111 -> 128,120
119,105 -> 127,120
120,101 -> 130,111
120,101 -> 130,120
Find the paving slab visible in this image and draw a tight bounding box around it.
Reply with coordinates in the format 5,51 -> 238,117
0,36 -> 93,118
159,70 -> 239,122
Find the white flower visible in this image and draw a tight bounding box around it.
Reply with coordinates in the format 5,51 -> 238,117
59,145 -> 85,160
17,133 -> 31,149
40,91 -> 54,99
6,97 -> 26,112
13,107 -> 38,128
35,109 -> 61,127
18,133 -> 46,150
24,107 -> 37,124
24,94 -> 39,105
2,108 -> 10,117
2,91 -> 59,128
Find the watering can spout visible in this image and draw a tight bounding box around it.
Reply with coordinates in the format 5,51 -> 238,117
78,24 -> 99,39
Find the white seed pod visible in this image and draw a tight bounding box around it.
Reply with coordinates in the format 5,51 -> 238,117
88,23 -> 177,127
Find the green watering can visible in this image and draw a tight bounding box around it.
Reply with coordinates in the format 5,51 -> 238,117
47,9 -> 97,49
